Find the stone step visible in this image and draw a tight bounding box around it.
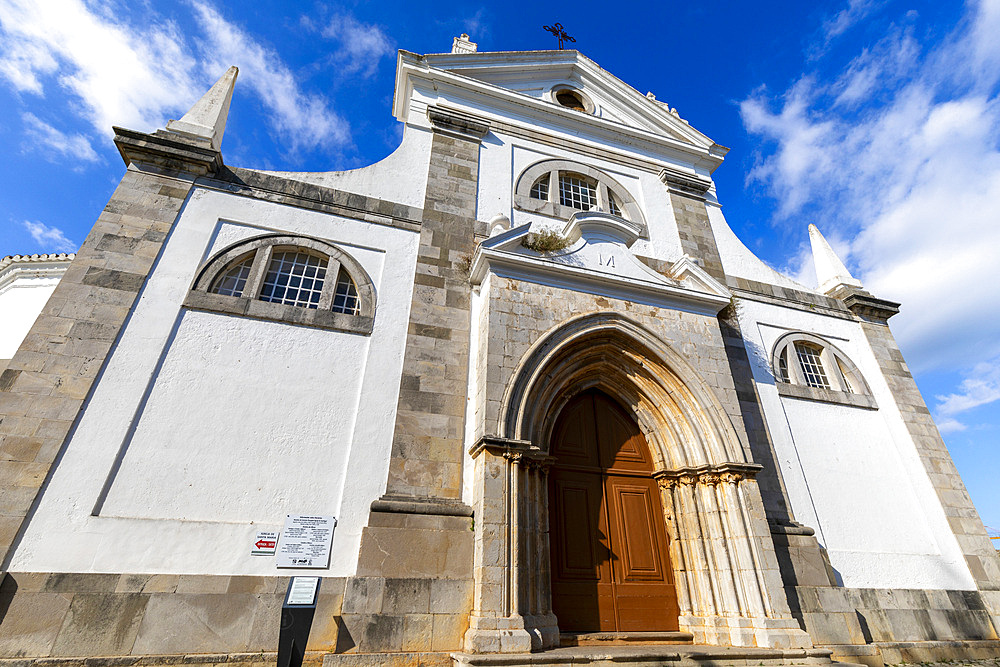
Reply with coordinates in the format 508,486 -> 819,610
560,632 -> 694,647
452,644 -> 853,667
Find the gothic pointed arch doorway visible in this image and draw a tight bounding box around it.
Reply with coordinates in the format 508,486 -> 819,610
549,389 -> 680,631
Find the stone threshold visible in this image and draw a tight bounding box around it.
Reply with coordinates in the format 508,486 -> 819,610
559,632 -> 694,647
0,652 -> 308,667
451,645 -> 854,667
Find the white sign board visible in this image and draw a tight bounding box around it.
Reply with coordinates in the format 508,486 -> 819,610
286,576 -> 320,605
276,514 -> 336,568
251,530 -> 278,556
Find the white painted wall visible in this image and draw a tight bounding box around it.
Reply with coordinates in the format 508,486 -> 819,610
260,124 -> 432,209
0,261 -> 69,360
11,184 -> 418,576
737,299 -> 975,590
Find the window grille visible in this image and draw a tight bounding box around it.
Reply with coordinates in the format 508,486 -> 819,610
211,254 -> 255,297
559,174 -> 597,210
530,178 -> 549,201
608,194 -> 622,216
777,349 -> 790,383
332,270 -> 360,315
259,251 -> 328,309
837,361 -> 856,394
794,343 -> 831,389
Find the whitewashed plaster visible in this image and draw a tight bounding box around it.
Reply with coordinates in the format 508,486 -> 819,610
707,205 -> 810,292
11,185 -> 418,576
736,298 -> 974,590
258,124 -> 432,209
0,259 -> 70,360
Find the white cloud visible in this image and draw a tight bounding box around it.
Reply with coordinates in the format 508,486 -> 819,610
191,2 -> 350,152
935,360 -> 1000,417
0,0 -> 354,158
22,220 -> 76,253
321,14 -> 394,78
739,0 -> 1000,375
22,113 -> 99,163
936,417 -> 968,434
822,0 -> 880,41
0,0 -> 200,134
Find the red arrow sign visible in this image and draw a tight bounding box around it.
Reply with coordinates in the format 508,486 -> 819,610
255,539 -> 276,549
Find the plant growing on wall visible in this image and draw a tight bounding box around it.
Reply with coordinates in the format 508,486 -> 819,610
521,229 -> 571,253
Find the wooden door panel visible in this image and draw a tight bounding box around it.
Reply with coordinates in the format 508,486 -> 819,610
607,478 -> 673,582
550,475 -> 605,580
550,394 -> 600,468
594,393 -> 655,473
614,581 -> 681,631
550,389 -> 679,633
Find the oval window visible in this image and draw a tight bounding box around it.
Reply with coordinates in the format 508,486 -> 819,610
555,90 -> 586,111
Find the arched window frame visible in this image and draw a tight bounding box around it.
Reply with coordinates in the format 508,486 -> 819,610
770,332 -> 877,409
513,159 -> 646,236
184,233 -> 376,335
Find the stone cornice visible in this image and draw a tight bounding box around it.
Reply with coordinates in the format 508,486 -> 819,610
114,127 -> 223,176
427,107 -> 491,142
370,494 -> 474,517
469,436 -> 556,468
0,253 -> 74,272
842,292 -> 901,324
659,166 -> 713,200
470,244 -> 731,317
395,52 -> 727,173
0,254 -> 74,293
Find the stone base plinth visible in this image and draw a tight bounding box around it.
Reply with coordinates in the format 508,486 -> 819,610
452,644 -> 850,667
680,614 -> 813,649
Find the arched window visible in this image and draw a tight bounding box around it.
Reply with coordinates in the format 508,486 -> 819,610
771,332 -> 876,409
513,159 -> 645,233
184,234 -> 375,334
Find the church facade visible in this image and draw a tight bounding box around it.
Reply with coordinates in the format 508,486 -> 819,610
1,38 -> 998,667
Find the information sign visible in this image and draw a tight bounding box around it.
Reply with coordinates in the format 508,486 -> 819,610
276,515 -> 336,568
286,576 -> 320,605
251,530 -> 278,556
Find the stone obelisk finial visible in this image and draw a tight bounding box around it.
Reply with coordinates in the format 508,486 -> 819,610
809,223 -> 862,296
165,66 -> 239,151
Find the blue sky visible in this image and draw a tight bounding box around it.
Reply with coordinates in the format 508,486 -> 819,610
1,0 -> 997,534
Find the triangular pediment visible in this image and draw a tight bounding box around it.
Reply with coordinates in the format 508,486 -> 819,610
470,214 -> 730,314
419,50 -> 716,149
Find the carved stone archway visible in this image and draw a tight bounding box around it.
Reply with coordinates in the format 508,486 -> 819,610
464,313 -> 811,653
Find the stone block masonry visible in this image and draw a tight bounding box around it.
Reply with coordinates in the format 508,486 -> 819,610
0,162 -> 198,570
382,109 -> 489,503
856,314 -> 1000,631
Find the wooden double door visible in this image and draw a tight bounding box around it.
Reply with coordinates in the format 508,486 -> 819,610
548,390 -> 679,631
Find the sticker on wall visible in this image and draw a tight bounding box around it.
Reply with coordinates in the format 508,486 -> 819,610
276,515 -> 336,568
251,530 -> 279,556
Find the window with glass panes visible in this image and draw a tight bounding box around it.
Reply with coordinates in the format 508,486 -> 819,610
259,251 -> 328,309
211,255 -> 254,297
559,174 -> 598,210
794,342 -> 831,389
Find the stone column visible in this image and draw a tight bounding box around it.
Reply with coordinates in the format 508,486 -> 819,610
656,464 -> 812,649
377,107 -> 490,508
0,127 -> 221,572
465,437 -> 558,653
346,108 -> 489,654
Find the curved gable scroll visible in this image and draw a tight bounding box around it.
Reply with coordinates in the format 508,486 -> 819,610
183,233 -> 376,335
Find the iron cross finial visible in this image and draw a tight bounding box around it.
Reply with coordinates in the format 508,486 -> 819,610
543,23 -> 576,50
